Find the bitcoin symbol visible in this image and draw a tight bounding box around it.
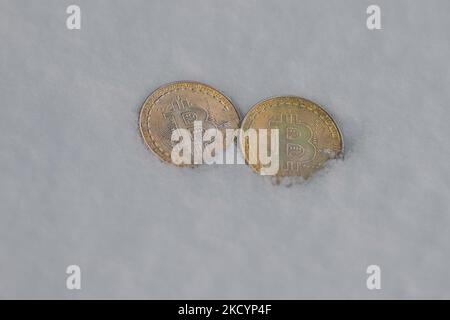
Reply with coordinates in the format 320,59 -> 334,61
163,96 -> 217,159
269,113 -> 316,170
164,96 -> 210,128
164,96 -> 217,136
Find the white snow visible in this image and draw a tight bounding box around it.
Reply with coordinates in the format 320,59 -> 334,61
0,0 -> 449,298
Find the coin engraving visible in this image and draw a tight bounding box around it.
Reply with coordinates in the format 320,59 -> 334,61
139,81 -> 240,164
240,96 -> 343,179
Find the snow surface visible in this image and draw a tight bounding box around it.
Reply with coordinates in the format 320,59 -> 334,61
1,0 -> 449,298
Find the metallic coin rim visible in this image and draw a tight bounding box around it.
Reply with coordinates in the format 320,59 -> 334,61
139,80 -> 241,165
239,95 -> 344,175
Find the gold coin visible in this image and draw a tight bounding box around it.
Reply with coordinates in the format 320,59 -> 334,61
139,81 -> 240,165
240,96 -> 343,179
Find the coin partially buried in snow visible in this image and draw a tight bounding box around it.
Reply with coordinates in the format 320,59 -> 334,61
240,96 -> 343,180
139,81 -> 240,165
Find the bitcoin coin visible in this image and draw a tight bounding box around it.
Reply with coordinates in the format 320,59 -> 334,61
139,81 -> 240,165
240,96 -> 343,179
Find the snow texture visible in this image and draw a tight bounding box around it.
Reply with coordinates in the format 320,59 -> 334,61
0,0 -> 449,298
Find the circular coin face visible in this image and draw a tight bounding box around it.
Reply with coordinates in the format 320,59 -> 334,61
139,81 -> 240,165
240,96 -> 343,179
